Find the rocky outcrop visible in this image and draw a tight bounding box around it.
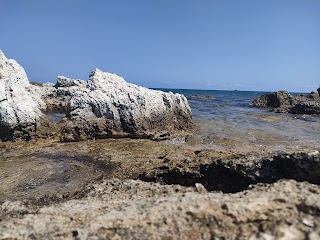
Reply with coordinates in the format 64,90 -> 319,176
34,76 -> 86,112
0,51 -> 192,142
251,90 -> 320,114
0,50 -> 49,141
61,69 -> 192,141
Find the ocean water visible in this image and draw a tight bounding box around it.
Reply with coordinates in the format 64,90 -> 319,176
158,89 -> 320,153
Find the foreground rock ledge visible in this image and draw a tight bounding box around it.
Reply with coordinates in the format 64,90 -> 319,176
0,179 -> 319,239
0,50 -> 192,141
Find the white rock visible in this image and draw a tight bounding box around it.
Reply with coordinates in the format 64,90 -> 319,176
0,50 -> 46,140
62,69 -> 192,141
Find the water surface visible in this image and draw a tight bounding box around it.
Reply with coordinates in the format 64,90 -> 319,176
159,89 -> 320,153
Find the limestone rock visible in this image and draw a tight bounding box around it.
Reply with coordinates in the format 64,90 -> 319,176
36,76 -> 86,112
61,69 -> 192,141
0,50 -> 47,140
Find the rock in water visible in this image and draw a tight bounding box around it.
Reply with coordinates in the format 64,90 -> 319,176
62,69 -> 192,141
251,91 -> 295,110
252,90 -> 320,115
0,50 -> 47,141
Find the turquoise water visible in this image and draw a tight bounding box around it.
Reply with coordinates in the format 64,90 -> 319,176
158,89 -> 320,153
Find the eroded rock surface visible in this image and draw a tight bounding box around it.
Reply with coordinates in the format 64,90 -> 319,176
0,51 -> 192,142
61,69 -> 192,141
0,137 -> 319,239
0,179 -> 319,239
0,50 -> 49,141
34,76 -> 86,112
252,90 -> 320,114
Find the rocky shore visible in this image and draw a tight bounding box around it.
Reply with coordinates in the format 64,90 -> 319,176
1,50 -> 320,239
251,90 -> 320,115
0,139 -> 319,239
0,50 -> 192,142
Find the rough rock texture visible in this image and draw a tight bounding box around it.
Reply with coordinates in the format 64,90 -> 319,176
61,69 -> 192,141
0,51 -> 192,141
33,76 -> 86,112
0,138 -> 319,239
0,50 -> 48,141
251,90 -> 320,114
290,101 -> 320,115
0,179 -> 319,239
251,91 -> 295,112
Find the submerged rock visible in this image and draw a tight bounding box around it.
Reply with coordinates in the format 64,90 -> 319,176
0,50 -> 49,141
61,69 -> 192,141
187,94 -> 214,99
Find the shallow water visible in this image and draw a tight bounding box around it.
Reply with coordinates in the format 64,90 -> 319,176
159,89 -> 320,153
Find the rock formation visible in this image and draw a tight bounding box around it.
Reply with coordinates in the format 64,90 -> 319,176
251,90 -> 320,114
0,51 -> 192,141
34,76 -> 86,112
61,69 -> 192,141
0,50 -> 49,141
187,94 -> 214,99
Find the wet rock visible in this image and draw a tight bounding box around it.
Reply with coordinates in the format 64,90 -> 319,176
290,101 -> 320,115
61,69 -> 192,141
0,50 -> 49,141
251,91 -> 295,111
252,90 -> 320,115
187,94 -> 214,99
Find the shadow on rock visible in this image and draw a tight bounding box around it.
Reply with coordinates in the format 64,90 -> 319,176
138,151 -> 320,193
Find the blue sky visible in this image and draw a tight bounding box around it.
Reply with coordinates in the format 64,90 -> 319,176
0,0 -> 319,92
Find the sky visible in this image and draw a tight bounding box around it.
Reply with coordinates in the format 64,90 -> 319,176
0,0 -> 319,92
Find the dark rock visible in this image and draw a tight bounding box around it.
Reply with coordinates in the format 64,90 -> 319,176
187,94 -> 214,99
290,101 -> 320,115
252,90 -> 320,115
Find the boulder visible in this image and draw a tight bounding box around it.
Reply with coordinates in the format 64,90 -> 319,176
251,91 -> 294,108
251,90 -> 320,115
61,69 -> 192,141
251,91 -> 295,112
0,50 -> 48,141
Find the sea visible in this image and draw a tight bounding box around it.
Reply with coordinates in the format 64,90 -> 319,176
157,89 -> 320,153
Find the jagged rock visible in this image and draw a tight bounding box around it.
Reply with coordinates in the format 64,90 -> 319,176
0,50 -> 48,141
54,76 -> 86,88
252,90 -> 320,115
61,69 -> 192,141
317,87 -> 320,95
35,76 -> 87,112
251,91 -> 295,111
290,101 -> 320,115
